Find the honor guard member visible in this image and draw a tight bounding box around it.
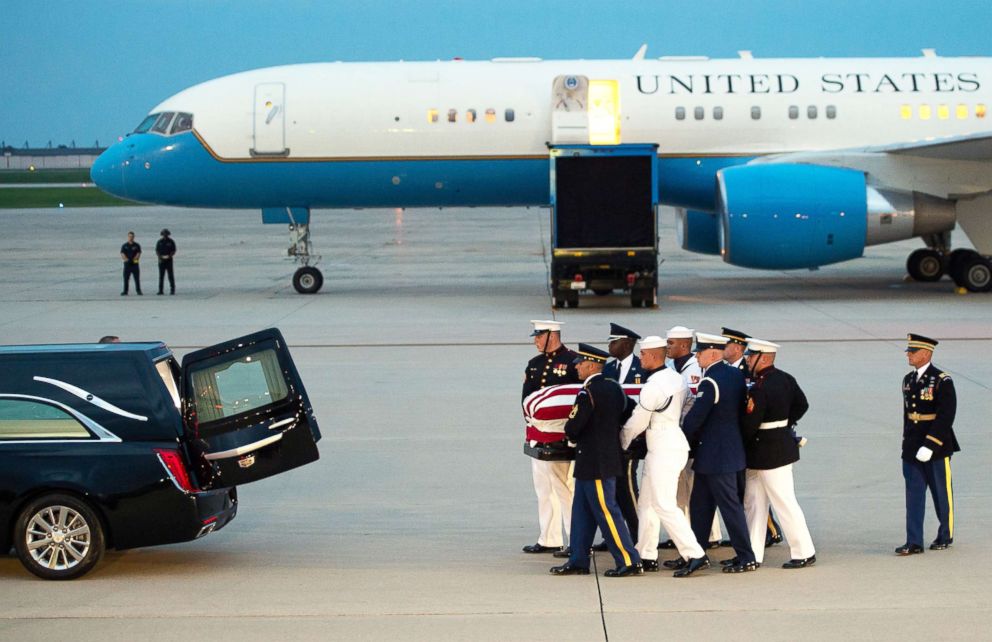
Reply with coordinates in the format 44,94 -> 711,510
681,332 -> 757,573
897,334 -> 959,556
724,327 -> 784,547
740,338 -> 817,569
522,320 -> 580,554
592,322 -> 644,552
621,336 -> 709,577
550,344 -> 643,577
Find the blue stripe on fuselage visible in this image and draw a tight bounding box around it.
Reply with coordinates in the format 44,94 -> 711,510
103,132 -> 750,212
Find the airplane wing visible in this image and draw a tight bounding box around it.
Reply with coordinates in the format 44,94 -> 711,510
860,130 -> 992,162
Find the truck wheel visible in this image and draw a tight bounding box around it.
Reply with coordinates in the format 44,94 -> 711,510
14,493 -> 105,580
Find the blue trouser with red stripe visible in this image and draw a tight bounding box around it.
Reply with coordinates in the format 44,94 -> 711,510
569,477 -> 641,570
903,456 -> 954,547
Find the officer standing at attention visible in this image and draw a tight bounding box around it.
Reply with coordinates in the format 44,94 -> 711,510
681,332 -> 757,573
723,327 -> 784,547
120,231 -> 142,296
897,334 -> 959,555
156,228 -> 177,295
592,322 -> 644,552
550,344 -> 643,577
522,320 -> 580,555
740,338 -> 817,569
621,336 -> 709,577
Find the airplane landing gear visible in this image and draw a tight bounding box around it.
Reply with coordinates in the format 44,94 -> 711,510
906,248 -> 945,282
948,249 -> 992,292
288,220 -> 323,294
293,265 -> 323,294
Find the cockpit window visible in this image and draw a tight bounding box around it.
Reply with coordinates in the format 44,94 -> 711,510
150,112 -> 176,134
134,114 -> 159,134
171,112 -> 193,134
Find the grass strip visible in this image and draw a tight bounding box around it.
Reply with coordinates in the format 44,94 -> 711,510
0,169 -> 93,184
0,187 -> 140,208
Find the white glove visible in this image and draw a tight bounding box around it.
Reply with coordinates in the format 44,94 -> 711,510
915,446 -> 933,462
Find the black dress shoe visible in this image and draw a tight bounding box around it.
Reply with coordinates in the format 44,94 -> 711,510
550,562 -> 590,576
673,556 -> 710,578
895,543 -> 924,556
157,291 -> 164,295
765,534 -> 783,547
605,563 -> 644,577
706,540 -> 723,549
120,291 -> 127,296
641,559 -> 660,572
782,555 -> 816,569
722,560 -> 759,573
929,540 -> 952,551
552,547 -> 572,558
522,543 -> 558,554
591,541 -> 609,552
658,539 -> 676,549
719,539 -> 733,547
662,557 -> 687,570
719,556 -> 739,567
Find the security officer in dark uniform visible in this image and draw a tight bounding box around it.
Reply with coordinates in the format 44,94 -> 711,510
591,322 -> 644,552
723,327 -> 784,547
155,228 -> 177,295
119,231 -> 142,295
681,332 -> 756,574
897,334 -> 959,555
550,344 -> 643,577
522,320 -> 580,554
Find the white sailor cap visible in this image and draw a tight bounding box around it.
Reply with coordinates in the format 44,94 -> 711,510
530,319 -> 563,336
639,335 -> 666,350
745,338 -> 780,354
694,332 -> 729,351
666,326 -> 694,340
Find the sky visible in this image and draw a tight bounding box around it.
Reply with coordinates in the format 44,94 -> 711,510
2,0 -> 991,148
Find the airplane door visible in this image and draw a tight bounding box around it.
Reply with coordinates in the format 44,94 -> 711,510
551,76 -> 621,145
180,328 -> 321,488
252,83 -> 288,156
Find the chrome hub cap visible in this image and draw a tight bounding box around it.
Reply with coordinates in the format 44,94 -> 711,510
26,505 -> 91,570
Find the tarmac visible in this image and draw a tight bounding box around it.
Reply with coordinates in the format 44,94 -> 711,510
0,205 -> 989,641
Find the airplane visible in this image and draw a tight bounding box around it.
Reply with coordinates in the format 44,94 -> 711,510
90,47 -> 992,295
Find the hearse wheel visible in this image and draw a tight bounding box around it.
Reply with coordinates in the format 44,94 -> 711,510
906,248 -> 944,282
293,266 -> 324,294
14,493 -> 105,580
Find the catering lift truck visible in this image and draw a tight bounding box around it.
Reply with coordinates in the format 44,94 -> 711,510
548,143 -> 660,308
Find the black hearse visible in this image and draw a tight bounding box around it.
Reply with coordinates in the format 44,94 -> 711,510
0,328 -> 320,580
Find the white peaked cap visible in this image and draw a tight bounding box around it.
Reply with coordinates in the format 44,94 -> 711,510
639,335 -> 666,350
746,338 -> 780,354
530,319 -> 563,335
694,332 -> 729,349
666,326 -> 694,339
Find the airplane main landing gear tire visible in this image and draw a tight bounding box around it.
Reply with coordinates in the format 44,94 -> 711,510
293,266 -> 324,294
906,248 -> 945,282
955,254 -> 992,292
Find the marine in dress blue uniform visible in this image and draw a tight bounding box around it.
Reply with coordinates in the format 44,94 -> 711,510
896,334 -> 959,555
681,332 -> 757,573
550,344 -> 643,577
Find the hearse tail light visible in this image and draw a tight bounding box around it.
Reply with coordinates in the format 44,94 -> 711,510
154,448 -> 198,493
626,273 -> 637,287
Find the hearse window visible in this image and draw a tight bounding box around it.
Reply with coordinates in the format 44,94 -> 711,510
134,114 -> 159,134
693,107 -> 704,120
713,106 -> 724,120
485,108 -> 496,123
151,112 -> 175,134
448,109 -> 457,123
171,112 -> 194,134
188,347 -> 289,424
155,358 -> 181,409
466,109 -> 477,123
0,398 -> 90,440
826,105 -> 837,119
675,107 -> 686,120
751,106 -> 761,120
505,108 -> 515,122
807,105 -> 818,119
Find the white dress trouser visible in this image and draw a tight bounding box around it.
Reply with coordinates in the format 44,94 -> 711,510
531,458 -> 575,547
637,449 -> 706,561
744,465 -> 815,564
677,460 -> 723,541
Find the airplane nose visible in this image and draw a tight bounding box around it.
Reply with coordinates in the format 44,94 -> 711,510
90,145 -> 127,198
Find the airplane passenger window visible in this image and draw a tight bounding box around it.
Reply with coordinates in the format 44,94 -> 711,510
788,106 -> 799,119
919,105 -> 932,120
713,106 -> 724,120
151,112 -> 175,134
171,112 -> 193,134
826,105 -> 837,119
937,105 -> 950,120
977,104 -> 987,119
693,107 -> 704,120
751,106 -> 761,120
133,114 -> 159,134
900,105 -> 912,120
956,104 -> 968,119
485,108 -> 496,123
807,105 -> 818,119
428,109 -> 439,123
675,107 -> 685,121
505,109 -> 515,122
466,109 -> 476,123
448,109 -> 457,123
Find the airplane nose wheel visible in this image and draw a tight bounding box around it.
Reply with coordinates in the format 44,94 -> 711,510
293,266 -> 324,294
